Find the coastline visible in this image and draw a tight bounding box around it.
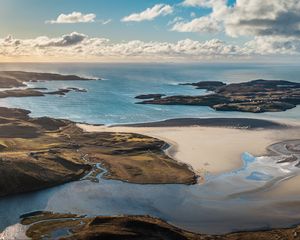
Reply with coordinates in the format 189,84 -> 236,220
79,117 -> 300,178
0,71 -> 300,238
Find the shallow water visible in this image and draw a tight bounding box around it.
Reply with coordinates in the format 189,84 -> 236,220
1,152 -> 300,235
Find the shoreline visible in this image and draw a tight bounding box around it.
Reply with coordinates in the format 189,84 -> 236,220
79,117 -> 300,178
0,71 -> 299,238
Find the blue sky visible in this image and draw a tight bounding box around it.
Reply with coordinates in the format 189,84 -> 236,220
0,0 -> 236,42
0,0 -> 299,62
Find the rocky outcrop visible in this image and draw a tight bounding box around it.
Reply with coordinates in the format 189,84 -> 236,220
180,81 -> 226,91
137,79 -> 300,113
135,94 -> 166,100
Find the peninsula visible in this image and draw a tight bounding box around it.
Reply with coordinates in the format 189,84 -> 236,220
0,106 -> 195,197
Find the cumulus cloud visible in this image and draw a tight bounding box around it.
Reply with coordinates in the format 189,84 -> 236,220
1,32 -> 300,61
172,16 -> 221,33
225,0 -> 300,38
177,0 -> 300,39
245,36 -> 300,55
182,0 -> 219,7
46,12 -> 96,24
121,4 -> 173,22
173,0 -> 227,33
167,17 -> 184,26
35,32 -> 87,47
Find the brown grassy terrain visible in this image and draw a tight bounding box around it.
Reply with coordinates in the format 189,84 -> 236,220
0,107 -> 195,197
0,71 -> 95,88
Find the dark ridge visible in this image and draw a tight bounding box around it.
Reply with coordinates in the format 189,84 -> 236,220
118,118 -> 287,129
180,80 -> 226,91
135,94 -> 166,100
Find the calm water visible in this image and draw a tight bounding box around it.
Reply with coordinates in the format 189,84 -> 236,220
0,63 -> 300,236
0,63 -> 299,124
1,153 -> 300,235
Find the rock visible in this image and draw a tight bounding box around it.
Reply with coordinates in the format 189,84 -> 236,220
180,81 -> 226,91
135,94 -> 166,100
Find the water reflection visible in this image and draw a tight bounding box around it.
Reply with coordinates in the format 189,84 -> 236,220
1,151 -> 300,235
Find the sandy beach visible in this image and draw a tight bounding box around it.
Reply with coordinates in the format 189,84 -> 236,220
79,119 -> 300,177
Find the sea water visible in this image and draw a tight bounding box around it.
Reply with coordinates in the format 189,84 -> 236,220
0,63 -> 299,124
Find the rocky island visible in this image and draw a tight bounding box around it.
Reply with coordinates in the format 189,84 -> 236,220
136,79 -> 300,113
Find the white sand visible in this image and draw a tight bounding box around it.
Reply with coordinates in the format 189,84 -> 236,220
78,124 -> 300,176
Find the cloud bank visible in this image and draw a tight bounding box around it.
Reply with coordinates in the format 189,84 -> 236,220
1,32 -> 299,62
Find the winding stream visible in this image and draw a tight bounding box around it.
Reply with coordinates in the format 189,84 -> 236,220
1,140 -> 300,236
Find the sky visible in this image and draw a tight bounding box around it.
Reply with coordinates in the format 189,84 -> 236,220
0,0 -> 299,62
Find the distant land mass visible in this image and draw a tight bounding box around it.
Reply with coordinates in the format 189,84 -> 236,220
137,79 -> 300,113
0,71 -> 97,88
0,71 -> 98,98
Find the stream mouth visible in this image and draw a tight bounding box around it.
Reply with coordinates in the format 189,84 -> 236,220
1,140 -> 300,236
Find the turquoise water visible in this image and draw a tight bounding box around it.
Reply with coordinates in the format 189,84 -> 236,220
0,63 -> 299,124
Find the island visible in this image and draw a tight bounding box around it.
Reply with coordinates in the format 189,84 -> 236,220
136,79 -> 300,113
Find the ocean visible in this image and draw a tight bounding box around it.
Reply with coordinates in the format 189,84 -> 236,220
0,62 -> 299,124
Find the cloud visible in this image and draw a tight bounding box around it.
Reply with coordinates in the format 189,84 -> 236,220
121,4 -> 173,22
167,17 -> 184,26
101,19 -> 112,25
172,16 -> 221,33
172,0 -> 227,33
225,0 -> 300,38
1,32 -> 300,61
177,0 -> 300,39
245,36 -> 300,55
46,12 -> 96,24
35,32 -> 87,47
182,0 -> 217,7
